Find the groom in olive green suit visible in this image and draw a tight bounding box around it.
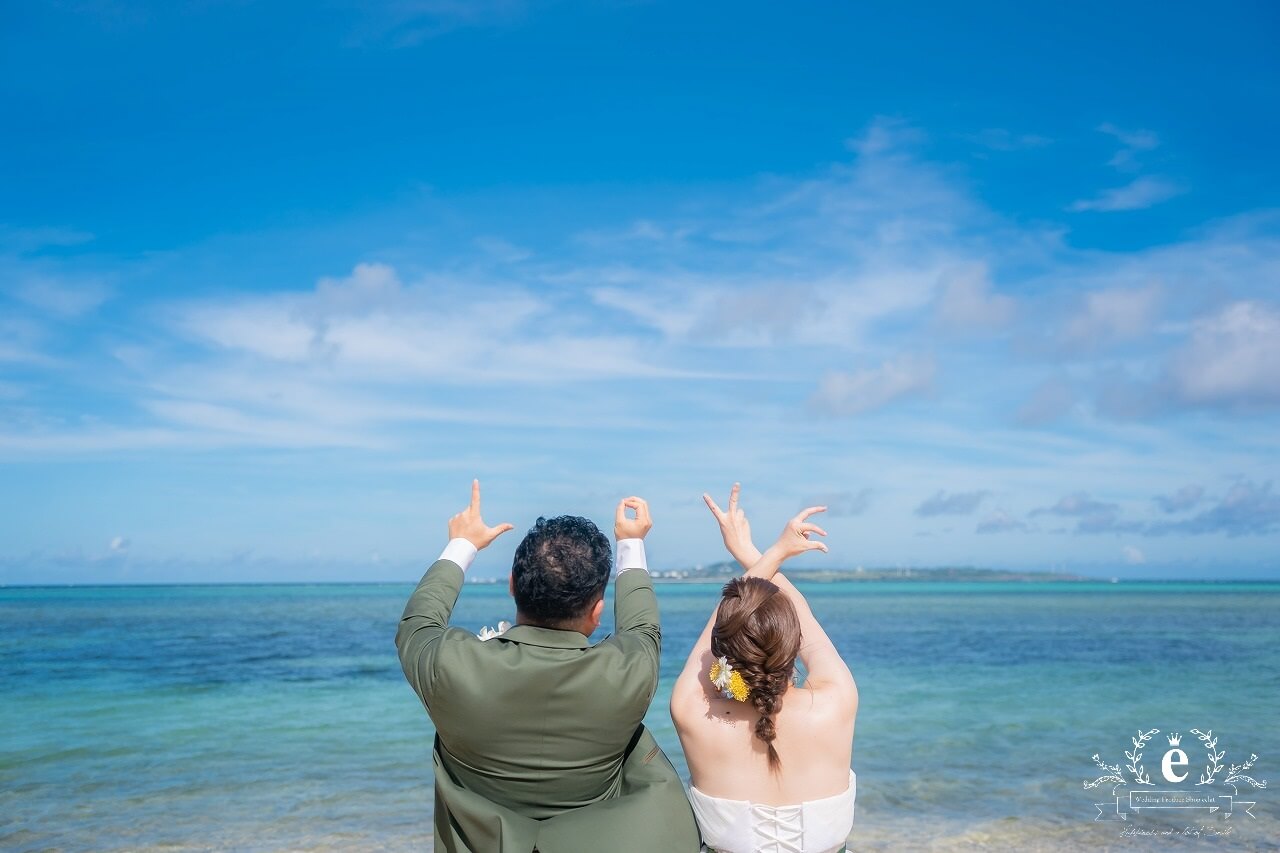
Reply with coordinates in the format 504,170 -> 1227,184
396,481 -> 700,852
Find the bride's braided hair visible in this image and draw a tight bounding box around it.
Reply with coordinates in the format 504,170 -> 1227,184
710,577 -> 801,772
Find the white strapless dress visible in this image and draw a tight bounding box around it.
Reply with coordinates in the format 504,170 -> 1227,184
689,770 -> 856,853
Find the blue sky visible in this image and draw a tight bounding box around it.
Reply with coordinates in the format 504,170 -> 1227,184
2,1 -> 1279,583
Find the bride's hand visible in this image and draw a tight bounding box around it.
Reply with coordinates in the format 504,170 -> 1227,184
703,483 -> 761,567
742,505 -> 828,580
768,506 -> 829,560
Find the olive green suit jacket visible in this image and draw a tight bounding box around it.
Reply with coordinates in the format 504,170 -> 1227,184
396,559 -> 700,853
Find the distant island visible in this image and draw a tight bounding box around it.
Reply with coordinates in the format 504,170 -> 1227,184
650,561 -> 1090,583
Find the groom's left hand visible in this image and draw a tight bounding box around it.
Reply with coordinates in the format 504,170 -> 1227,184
615,496 -> 652,540
448,479 -> 515,550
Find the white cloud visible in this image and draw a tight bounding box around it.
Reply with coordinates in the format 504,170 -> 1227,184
1122,545 -> 1146,564
1098,123 -> 1160,152
174,263 -> 707,383
846,116 -> 925,157
0,315 -> 55,365
575,219 -> 695,248
576,120 -> 990,351
12,276 -> 111,317
110,536 -> 130,554
1070,177 -> 1184,212
346,0 -> 527,47
473,236 -> 532,263
800,489 -> 873,517
1154,484 -> 1205,513
3,116 -> 1277,578
809,353 -> 936,417
1016,377 -> 1076,426
1097,123 -> 1160,171
590,282 -> 710,339
142,399 -> 384,449
1030,492 -> 1137,534
1032,492 -> 1119,518
934,263 -> 1015,331
1168,301 -> 1280,409
1060,283 -> 1161,349
976,510 -> 1026,534
1145,480 -> 1280,536
697,283 -> 833,342
965,128 -> 1051,151
179,301 -> 319,361
6,116 -> 1279,496
916,490 -> 989,516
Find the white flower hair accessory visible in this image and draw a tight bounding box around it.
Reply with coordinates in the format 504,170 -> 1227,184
711,655 -> 732,690
709,655 -> 749,702
477,620 -> 511,641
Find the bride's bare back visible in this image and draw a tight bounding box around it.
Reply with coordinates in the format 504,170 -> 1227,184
672,576 -> 857,804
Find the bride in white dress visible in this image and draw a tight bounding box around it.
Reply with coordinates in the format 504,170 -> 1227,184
671,485 -> 859,853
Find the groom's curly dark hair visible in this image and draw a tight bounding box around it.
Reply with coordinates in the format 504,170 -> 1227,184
511,515 -> 612,625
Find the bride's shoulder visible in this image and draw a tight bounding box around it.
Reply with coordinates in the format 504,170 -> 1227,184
785,680 -> 858,723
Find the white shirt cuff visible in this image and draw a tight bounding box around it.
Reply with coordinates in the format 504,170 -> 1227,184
438,538 -> 479,573
615,538 -> 648,575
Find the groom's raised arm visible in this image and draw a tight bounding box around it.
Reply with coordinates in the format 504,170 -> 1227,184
396,541 -> 474,703
395,480 -> 514,705
611,497 -> 661,682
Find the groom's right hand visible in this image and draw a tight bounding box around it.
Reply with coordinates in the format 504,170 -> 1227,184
447,479 -> 515,550
615,496 -> 652,540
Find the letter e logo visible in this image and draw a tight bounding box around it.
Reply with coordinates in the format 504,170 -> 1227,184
1162,748 -> 1188,783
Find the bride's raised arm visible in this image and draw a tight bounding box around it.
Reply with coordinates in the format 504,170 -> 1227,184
685,485 -> 857,705
673,484 -> 857,717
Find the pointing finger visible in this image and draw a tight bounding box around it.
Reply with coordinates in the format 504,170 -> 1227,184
793,505 -> 826,523
703,493 -> 725,520
729,483 -> 740,513
470,479 -> 481,511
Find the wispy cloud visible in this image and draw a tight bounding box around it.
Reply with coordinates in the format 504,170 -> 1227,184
1146,480 -> 1280,537
1031,492 -> 1135,534
0,315 -> 55,365
1016,377 -> 1076,426
1097,122 -> 1160,171
809,354 -> 937,417
1069,176 -> 1185,212
11,275 -> 112,317
344,0 -> 529,47
915,490 -> 989,517
976,510 -> 1026,534
1098,123 -> 1159,152
964,128 -> 1051,151
1154,484 -> 1205,514
1122,544 -> 1145,564
1059,284 -> 1161,349
801,489 -> 873,517
1168,301 -> 1280,410
933,263 -> 1015,332
3,115 -> 1278,575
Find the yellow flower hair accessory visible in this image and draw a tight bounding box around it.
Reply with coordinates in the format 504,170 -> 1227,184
709,655 -> 750,702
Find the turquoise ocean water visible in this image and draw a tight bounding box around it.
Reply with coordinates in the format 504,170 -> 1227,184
2,580 -> 1278,851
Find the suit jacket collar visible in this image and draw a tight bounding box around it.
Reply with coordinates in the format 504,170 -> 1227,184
503,624 -> 590,650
